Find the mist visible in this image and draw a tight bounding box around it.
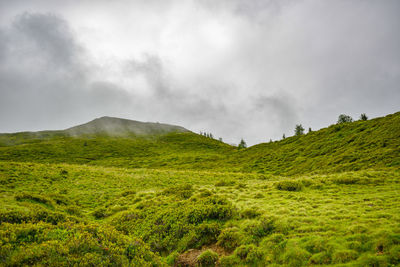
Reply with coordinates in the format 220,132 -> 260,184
0,0 -> 399,145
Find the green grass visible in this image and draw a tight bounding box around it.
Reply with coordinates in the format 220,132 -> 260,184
0,112 -> 400,266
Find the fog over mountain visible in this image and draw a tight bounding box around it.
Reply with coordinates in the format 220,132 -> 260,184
0,0 -> 399,145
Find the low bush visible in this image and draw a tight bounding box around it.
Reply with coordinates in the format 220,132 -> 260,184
217,228 -> 241,251
234,244 -> 264,263
275,180 -> 303,191
197,249 -> 218,266
282,246 -> 311,267
357,253 -> 389,267
308,252 -> 331,265
112,195 -> 234,254
332,249 -> 358,263
332,176 -> 360,185
219,255 -> 240,266
215,180 -> 235,187
162,184 -> 194,199
240,208 -> 261,219
0,221 -> 161,266
14,193 -> 54,207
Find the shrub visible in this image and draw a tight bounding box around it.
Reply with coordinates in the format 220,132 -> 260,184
217,228 -> 241,251
195,222 -> 221,246
219,255 -> 240,266
121,190 -> 136,197
332,176 -> 360,185
113,195 -> 234,254
337,114 -> 353,124
0,221 -> 161,266
197,249 -> 218,266
308,252 -> 331,265
14,193 -> 54,207
240,208 -> 261,219
215,180 -> 235,187
357,254 -> 389,267
244,217 -> 276,239
166,251 -> 179,266
389,245 -> 400,264
275,180 -> 303,191
234,244 -> 263,263
282,247 -> 311,267
332,249 -> 358,263
162,184 -> 194,199
92,207 -> 108,219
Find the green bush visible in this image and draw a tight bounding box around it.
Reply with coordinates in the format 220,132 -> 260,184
240,208 -> 261,219
166,251 -> 179,265
332,176 -> 360,185
282,247 -> 311,267
162,184 -> 194,199
14,193 -> 54,207
217,228 -> 241,251
197,249 -> 218,266
0,221 -> 161,266
357,254 -> 389,267
308,252 -> 331,265
215,180 -> 235,187
234,244 -> 264,263
113,195 -> 234,254
219,255 -> 240,266
195,222 -> 221,246
92,207 -> 108,219
332,249 -> 358,263
275,180 -> 303,191
389,245 -> 400,264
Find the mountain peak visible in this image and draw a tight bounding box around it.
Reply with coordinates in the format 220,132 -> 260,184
65,117 -> 189,136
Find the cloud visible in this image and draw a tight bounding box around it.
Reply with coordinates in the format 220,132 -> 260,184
0,1 -> 399,145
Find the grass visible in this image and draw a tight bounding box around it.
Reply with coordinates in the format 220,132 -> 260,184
0,161 -> 399,266
0,111 -> 400,266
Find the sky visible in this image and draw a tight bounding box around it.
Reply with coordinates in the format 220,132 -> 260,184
0,0 -> 399,145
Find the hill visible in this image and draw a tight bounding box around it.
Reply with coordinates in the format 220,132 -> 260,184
0,112 -> 399,175
233,111 -> 400,175
0,112 -> 400,266
65,116 -> 189,136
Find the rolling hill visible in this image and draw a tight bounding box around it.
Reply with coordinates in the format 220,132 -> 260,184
0,112 -> 399,175
0,112 -> 399,266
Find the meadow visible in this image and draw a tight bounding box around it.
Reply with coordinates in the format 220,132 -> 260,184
0,113 -> 399,266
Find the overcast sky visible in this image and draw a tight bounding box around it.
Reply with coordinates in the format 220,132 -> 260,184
0,0 -> 399,145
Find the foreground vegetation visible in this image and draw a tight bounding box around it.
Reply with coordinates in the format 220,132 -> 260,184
0,112 -> 399,266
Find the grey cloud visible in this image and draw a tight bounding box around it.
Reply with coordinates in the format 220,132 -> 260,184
0,1 -> 400,146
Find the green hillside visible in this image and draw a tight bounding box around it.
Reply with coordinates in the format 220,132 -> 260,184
0,112 -> 399,266
0,112 -> 399,175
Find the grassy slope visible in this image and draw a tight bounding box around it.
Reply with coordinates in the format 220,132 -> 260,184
0,112 -> 399,175
1,112 -> 400,266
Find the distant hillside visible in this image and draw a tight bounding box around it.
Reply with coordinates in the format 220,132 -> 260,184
232,111 -> 400,175
65,116 -> 189,136
0,112 -> 399,175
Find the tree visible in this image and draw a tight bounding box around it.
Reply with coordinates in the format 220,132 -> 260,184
238,138 -> 247,149
337,114 -> 353,124
294,124 -> 304,136
308,127 -> 312,133
282,134 -> 286,139
360,113 -> 368,121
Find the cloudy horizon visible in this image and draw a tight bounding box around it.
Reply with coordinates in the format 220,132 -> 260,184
0,0 -> 399,145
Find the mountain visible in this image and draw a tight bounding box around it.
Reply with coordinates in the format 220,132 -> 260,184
65,116 -> 189,136
0,112 -> 399,174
